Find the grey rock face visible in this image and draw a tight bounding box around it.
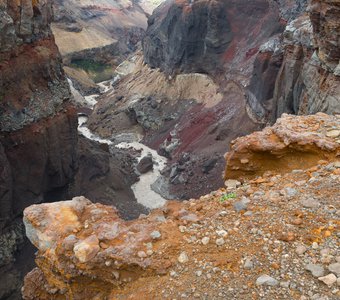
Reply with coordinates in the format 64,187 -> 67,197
328,263 -> 340,276
273,0 -> 308,21
143,0 -> 232,75
0,0 -> 53,51
250,10 -> 340,123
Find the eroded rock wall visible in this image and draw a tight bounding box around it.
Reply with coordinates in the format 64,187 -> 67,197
143,0 -> 284,76
0,1 -> 78,297
309,0 -> 340,72
249,0 -> 340,121
0,0 -> 78,230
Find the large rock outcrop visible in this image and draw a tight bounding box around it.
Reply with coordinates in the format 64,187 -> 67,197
0,2 -> 147,298
224,113 -> 340,180
143,0 -> 284,76
248,0 -> 340,121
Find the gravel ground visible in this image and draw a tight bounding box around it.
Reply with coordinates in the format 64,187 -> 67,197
113,160 -> 340,299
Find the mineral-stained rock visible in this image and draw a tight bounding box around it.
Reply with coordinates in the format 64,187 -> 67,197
0,0 -> 71,132
73,235 -> 100,263
0,1 -> 78,296
224,113 -> 340,180
22,197 -> 175,299
249,0 -> 340,121
309,0 -> 340,72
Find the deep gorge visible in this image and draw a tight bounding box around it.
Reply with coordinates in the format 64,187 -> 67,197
0,0 -> 339,299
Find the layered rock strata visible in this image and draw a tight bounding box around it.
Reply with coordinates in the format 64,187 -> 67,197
0,0 -> 77,230
249,0 -> 340,121
0,0 -> 78,298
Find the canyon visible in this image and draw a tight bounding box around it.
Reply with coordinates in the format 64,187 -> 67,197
0,0 -> 339,299
52,0 -> 163,91
22,113 -> 340,299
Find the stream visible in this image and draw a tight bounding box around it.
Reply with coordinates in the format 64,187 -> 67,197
73,79 -> 168,210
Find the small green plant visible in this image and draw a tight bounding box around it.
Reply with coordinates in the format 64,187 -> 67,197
219,192 -> 237,203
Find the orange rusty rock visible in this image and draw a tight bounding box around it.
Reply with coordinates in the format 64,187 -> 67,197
291,218 -> 303,226
278,232 -> 296,242
333,169 -> 340,175
324,231 -> 332,238
224,114 -> 340,180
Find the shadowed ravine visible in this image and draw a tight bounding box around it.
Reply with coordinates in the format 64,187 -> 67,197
76,81 -> 169,209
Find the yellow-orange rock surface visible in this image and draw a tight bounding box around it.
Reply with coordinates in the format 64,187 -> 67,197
224,113 -> 340,180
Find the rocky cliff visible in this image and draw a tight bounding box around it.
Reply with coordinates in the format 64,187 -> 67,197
88,0 -> 288,200
0,1 -> 78,298
52,0 -> 164,88
0,1 -> 147,298
22,113 -> 340,299
249,0 -> 340,122
0,0 -> 78,230
143,0 -> 284,76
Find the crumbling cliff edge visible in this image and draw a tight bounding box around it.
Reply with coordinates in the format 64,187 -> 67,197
22,113 -> 340,299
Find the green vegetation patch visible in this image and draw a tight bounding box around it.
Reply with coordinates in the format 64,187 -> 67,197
219,192 -> 237,203
70,59 -> 114,83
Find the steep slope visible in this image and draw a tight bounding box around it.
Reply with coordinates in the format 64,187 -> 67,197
0,1 -> 148,298
22,113 -> 340,299
88,0 -> 286,199
143,0 -> 284,77
248,0 -> 340,121
52,0 -> 148,57
0,0 -> 78,231
0,1 -> 78,298
52,0 -> 164,85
